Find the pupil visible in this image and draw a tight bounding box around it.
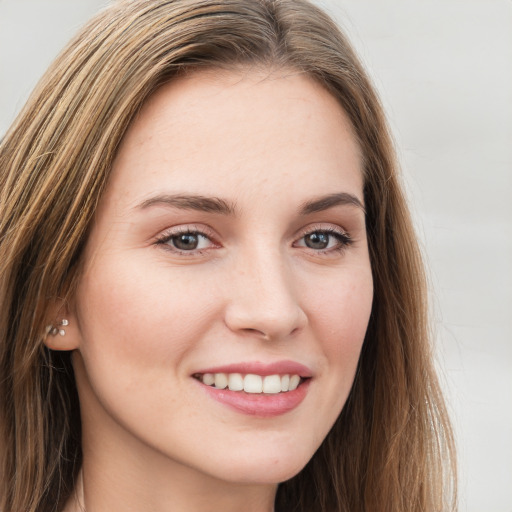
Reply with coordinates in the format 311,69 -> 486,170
174,233 -> 198,250
305,232 -> 329,249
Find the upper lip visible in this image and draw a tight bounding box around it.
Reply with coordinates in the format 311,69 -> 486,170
193,360 -> 313,378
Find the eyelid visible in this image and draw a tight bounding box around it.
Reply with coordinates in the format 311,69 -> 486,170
295,223 -> 350,239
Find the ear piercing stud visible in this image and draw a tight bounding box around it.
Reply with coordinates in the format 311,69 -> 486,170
46,319 -> 69,336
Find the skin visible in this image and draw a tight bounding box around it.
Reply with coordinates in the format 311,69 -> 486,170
52,68 -> 373,512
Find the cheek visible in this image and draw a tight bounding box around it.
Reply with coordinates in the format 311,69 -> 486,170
72,256 -> 224,441
312,267 -> 373,352
74,256 -> 217,378
308,267 -> 373,398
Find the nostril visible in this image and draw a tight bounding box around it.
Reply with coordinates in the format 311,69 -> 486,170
241,328 -> 270,340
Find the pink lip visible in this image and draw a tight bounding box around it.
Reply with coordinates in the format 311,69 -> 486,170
192,360 -> 313,417
197,379 -> 311,417
194,360 -> 313,377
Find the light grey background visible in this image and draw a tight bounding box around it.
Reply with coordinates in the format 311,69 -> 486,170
1,1 -> 511,511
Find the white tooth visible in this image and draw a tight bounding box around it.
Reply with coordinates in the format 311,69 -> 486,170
214,373 -> 228,389
288,375 -> 300,391
244,374 -> 263,393
228,373 -> 244,391
281,374 -> 290,392
202,373 -> 215,386
263,375 -> 282,394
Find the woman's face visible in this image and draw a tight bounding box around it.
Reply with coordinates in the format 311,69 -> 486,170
70,68 -> 373,486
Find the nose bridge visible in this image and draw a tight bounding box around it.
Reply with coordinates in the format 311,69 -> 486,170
224,243 -> 306,339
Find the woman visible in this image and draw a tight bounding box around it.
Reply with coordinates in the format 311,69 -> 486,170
0,1 -> 456,511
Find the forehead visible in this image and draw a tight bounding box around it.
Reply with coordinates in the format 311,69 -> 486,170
106,67 -> 363,208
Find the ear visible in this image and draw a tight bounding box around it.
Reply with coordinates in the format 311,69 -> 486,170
43,300 -> 81,351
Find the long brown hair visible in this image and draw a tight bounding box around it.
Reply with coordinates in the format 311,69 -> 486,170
0,1 -> 456,511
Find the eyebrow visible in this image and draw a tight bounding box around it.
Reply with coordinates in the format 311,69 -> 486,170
137,194 -> 237,215
299,192 -> 365,215
136,191 -> 364,216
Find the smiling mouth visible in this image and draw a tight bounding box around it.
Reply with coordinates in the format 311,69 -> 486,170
193,372 -> 306,394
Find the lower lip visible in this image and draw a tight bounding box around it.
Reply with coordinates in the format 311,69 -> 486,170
197,379 -> 311,417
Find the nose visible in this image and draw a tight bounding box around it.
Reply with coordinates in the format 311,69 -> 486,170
224,247 -> 307,341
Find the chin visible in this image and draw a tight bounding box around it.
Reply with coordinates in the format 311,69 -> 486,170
210,449 -> 312,485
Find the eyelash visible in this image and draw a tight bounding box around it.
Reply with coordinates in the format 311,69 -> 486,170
154,226 -> 218,255
154,225 -> 353,256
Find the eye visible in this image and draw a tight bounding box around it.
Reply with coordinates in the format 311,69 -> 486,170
294,228 -> 352,253
155,228 -> 216,253
171,232 -> 210,251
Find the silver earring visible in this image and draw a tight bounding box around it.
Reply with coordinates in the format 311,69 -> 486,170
46,319 -> 69,336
